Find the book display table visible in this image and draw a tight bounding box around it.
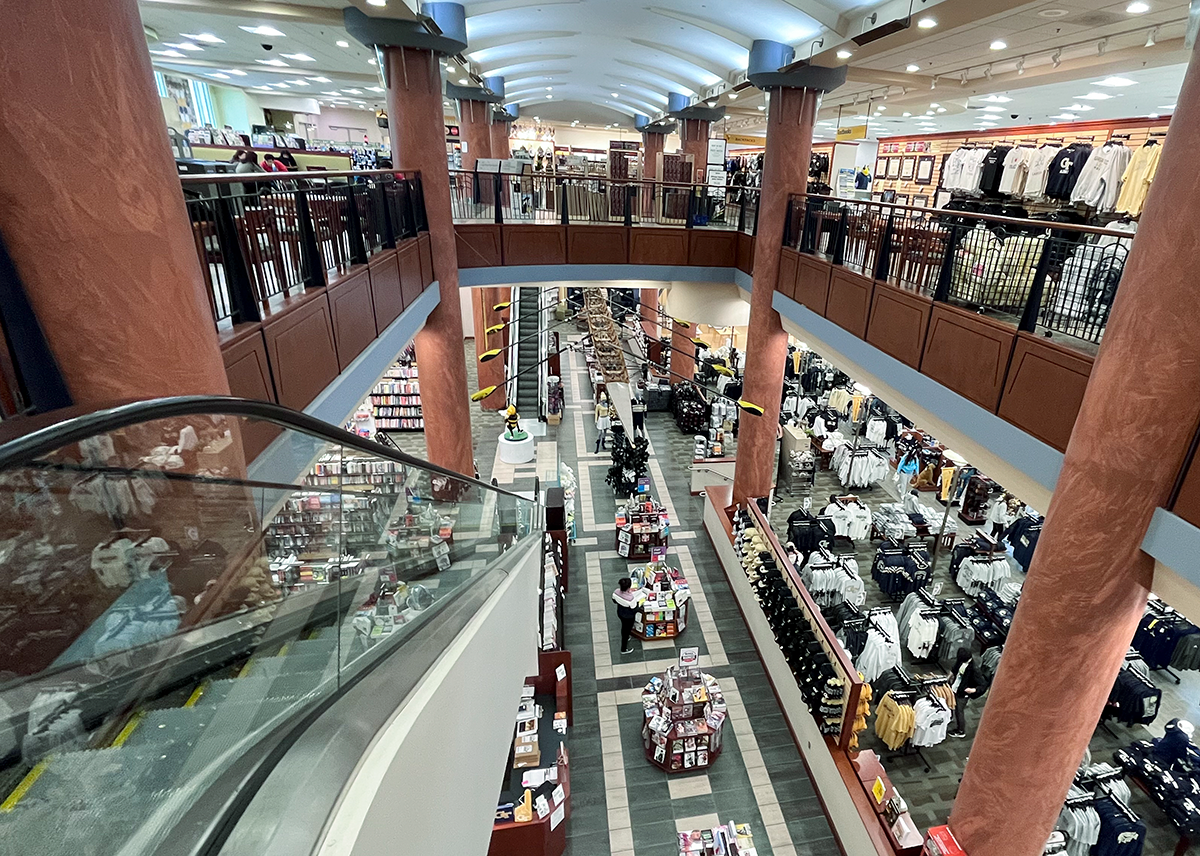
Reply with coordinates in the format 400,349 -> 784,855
641,666 -> 727,773
678,820 -> 757,855
630,561 -> 691,641
615,499 -> 669,560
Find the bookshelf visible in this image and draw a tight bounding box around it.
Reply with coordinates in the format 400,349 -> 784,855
371,349 -> 423,431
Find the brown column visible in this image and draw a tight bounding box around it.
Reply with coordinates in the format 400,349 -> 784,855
0,0 -> 229,405
732,87 -> 817,505
457,99 -> 492,169
669,321 -> 695,384
679,118 -> 712,183
472,286 -> 509,411
639,288 -> 659,340
385,46 -> 474,476
949,46 -> 1200,856
491,121 -> 511,159
642,131 -> 665,218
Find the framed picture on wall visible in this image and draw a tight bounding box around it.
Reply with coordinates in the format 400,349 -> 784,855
900,157 -> 917,180
875,156 -> 887,177
896,194 -> 910,206
915,155 -> 936,185
886,157 -> 901,179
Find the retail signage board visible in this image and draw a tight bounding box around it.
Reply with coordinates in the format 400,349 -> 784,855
724,134 -> 766,146
679,647 -> 699,669
555,664 -> 567,682
552,784 -> 566,805
550,803 -> 565,830
837,124 -> 868,141
707,137 -> 727,165
637,477 -> 651,494
872,777 -> 886,803
475,157 -> 502,173
651,545 -> 667,562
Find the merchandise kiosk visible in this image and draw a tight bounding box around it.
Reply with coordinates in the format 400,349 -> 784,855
641,666 -> 727,773
630,561 -> 691,640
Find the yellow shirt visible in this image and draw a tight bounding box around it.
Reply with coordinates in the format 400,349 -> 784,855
1115,143 -> 1162,217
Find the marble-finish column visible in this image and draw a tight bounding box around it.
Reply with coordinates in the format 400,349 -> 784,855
731,87 -> 817,504
490,121 -> 511,158
642,131 -> 666,218
385,45 -> 474,476
639,288 -> 659,340
679,118 -> 712,183
0,0 -> 229,405
949,42 -> 1200,856
456,98 -> 492,170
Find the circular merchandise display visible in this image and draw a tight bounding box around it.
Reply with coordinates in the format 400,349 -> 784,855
641,666 -> 727,773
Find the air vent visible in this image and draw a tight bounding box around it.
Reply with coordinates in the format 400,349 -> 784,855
1068,11 -> 1125,27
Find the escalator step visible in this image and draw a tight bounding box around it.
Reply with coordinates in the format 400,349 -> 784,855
196,672 -> 331,707
275,638 -> 339,658
0,790 -> 194,856
242,654 -> 340,680
118,698 -> 315,751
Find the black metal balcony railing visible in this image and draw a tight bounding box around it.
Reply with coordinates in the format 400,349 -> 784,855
449,169 -> 760,233
180,169 -> 427,329
786,193 -> 1136,352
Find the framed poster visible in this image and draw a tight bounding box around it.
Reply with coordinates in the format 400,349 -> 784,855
900,157 -> 917,180
886,157 -> 901,179
915,155 -> 936,185
896,194 -> 910,206
875,156 -> 887,177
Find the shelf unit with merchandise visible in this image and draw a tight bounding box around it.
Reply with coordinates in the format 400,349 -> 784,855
615,498 -> 669,561
630,560 -> 690,640
371,347 -> 423,431
641,666 -> 727,773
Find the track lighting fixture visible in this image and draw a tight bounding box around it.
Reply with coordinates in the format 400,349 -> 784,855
985,64 -> 993,81
1097,38 -> 1108,56
1016,57 -> 1025,75
960,69 -> 969,86
1051,49 -> 1062,68
930,76 -> 938,90
1146,27 -> 1158,47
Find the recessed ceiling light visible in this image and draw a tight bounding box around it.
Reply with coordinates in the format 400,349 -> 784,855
368,86 -> 384,92
282,53 -> 315,62
1127,1 -> 1150,12
227,69 -> 248,76
728,92 -> 737,99
345,88 -> 363,94
930,102 -> 940,108
309,76 -> 331,83
164,42 -> 204,51
149,49 -> 185,57
917,17 -> 937,29
368,58 -> 377,65
337,40 -> 350,48
322,91 -> 341,96
1159,104 -> 1177,110
546,94 -> 553,98
1094,76 -> 1136,86
1039,8 -> 1069,17
936,107 -> 946,113
611,92 -> 619,97
288,79 -> 310,86
1062,103 -> 1094,111
981,106 -> 1004,112
183,33 -> 225,44
902,111 -> 911,117
208,72 -> 231,79
1148,112 -> 1160,118
1076,92 -> 1114,100
458,78 -> 468,85
273,83 -> 291,89
981,94 -> 1012,103
990,40 -> 1007,51
905,64 -> 920,72
757,105 -> 765,111
367,0 -> 387,5
1052,113 -> 1080,120
256,59 -> 289,67
926,110 -> 934,115
447,64 -> 457,73
545,86 -> 553,91
837,49 -> 853,59
240,25 -> 286,37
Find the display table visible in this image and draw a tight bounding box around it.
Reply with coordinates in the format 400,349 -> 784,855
677,820 -> 756,855
630,561 -> 691,640
641,666 -> 726,773
499,433 -> 536,464
851,751 -> 924,856
616,499 -> 669,560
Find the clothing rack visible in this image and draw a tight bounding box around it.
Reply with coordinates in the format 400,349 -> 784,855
883,667 -> 950,773
1143,598 -> 1185,683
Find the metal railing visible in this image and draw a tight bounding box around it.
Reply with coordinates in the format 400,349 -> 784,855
449,170 -> 759,232
787,193 -> 1137,351
180,169 -> 427,329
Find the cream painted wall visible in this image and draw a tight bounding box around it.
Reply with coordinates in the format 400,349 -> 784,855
211,84 -> 262,134
510,124 -> 681,156
316,106 -> 386,145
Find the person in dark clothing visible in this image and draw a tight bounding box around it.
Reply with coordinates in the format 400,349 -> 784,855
611,577 -> 643,654
949,646 -> 985,737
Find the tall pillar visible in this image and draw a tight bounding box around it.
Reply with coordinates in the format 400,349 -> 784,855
456,97 -> 492,170
472,286 -> 509,410
679,118 -> 712,183
641,130 -> 666,218
0,0 -> 229,405
730,44 -> 845,505
639,288 -> 659,340
670,321 -> 696,384
383,43 -> 474,476
949,42 -> 1200,856
486,79 -> 512,159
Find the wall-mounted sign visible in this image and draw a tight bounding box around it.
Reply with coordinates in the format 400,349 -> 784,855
724,134 -> 766,146
836,124 -> 868,141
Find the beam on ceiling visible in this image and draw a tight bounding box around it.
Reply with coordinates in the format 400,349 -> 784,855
151,57 -> 379,82
481,57 -> 576,77
627,39 -> 727,80
465,31 -> 580,56
466,0 -> 581,15
139,0 -> 415,25
644,7 -> 754,50
615,59 -> 699,95
775,0 -> 844,34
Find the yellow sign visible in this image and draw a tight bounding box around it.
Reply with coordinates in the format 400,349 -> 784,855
837,124 -> 868,141
724,133 -> 766,146
872,777 -> 887,804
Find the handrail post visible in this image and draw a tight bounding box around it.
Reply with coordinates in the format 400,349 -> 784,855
560,181 -> 569,225
737,191 -> 747,233
800,200 -> 816,254
752,189 -> 760,237
1019,236 -> 1056,333
342,186 -> 368,266
874,212 -> 896,282
376,183 -> 396,249
831,207 -> 850,266
296,190 -> 327,290
624,184 -> 633,228
493,170 -> 503,225
782,199 -> 794,249
410,173 -> 429,233
933,222 -> 962,302
213,196 -> 262,322
686,186 -> 696,229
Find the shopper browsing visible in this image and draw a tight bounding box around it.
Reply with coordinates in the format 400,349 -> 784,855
612,577 -> 644,654
595,393 -> 612,453
948,647 -> 986,738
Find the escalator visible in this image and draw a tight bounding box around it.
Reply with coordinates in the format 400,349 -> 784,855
514,286 -> 543,414
0,397 -> 540,855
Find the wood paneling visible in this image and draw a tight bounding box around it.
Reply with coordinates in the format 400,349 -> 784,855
688,230 -> 738,267
737,232 -> 755,275
793,255 -> 833,315
825,269 -> 874,339
865,283 -> 933,369
777,247 -> 800,300
326,267 -> 376,371
220,324 -> 279,461
998,333 -> 1094,451
397,239 -> 424,309
261,291 -> 340,412
567,225 -> 629,265
920,304 -> 1016,411
368,249 -> 404,332
417,232 -> 434,286
629,228 -> 690,266
503,224 -> 568,266
454,224 -> 501,268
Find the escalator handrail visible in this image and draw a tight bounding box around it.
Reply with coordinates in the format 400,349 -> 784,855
0,395 -> 533,502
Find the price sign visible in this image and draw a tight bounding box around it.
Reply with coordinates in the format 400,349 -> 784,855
555,664 -> 567,682
873,777 -> 887,804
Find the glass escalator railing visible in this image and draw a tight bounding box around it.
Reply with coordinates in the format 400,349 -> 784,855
0,397 -> 538,855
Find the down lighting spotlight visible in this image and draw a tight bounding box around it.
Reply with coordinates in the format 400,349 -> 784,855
1097,38 -> 1109,56
985,65 -> 993,81
1052,49 -> 1062,68
1017,57 -> 1026,75
960,70 -> 969,86
1146,27 -> 1158,47
930,76 -> 938,90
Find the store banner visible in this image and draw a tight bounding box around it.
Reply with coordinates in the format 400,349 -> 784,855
724,134 -> 766,146
837,124 -> 868,141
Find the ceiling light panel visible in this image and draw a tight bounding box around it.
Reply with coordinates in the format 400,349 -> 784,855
239,25 -> 285,37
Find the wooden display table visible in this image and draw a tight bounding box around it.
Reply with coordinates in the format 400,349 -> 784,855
641,666 -> 727,773
851,751 -> 924,856
630,562 -> 691,641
